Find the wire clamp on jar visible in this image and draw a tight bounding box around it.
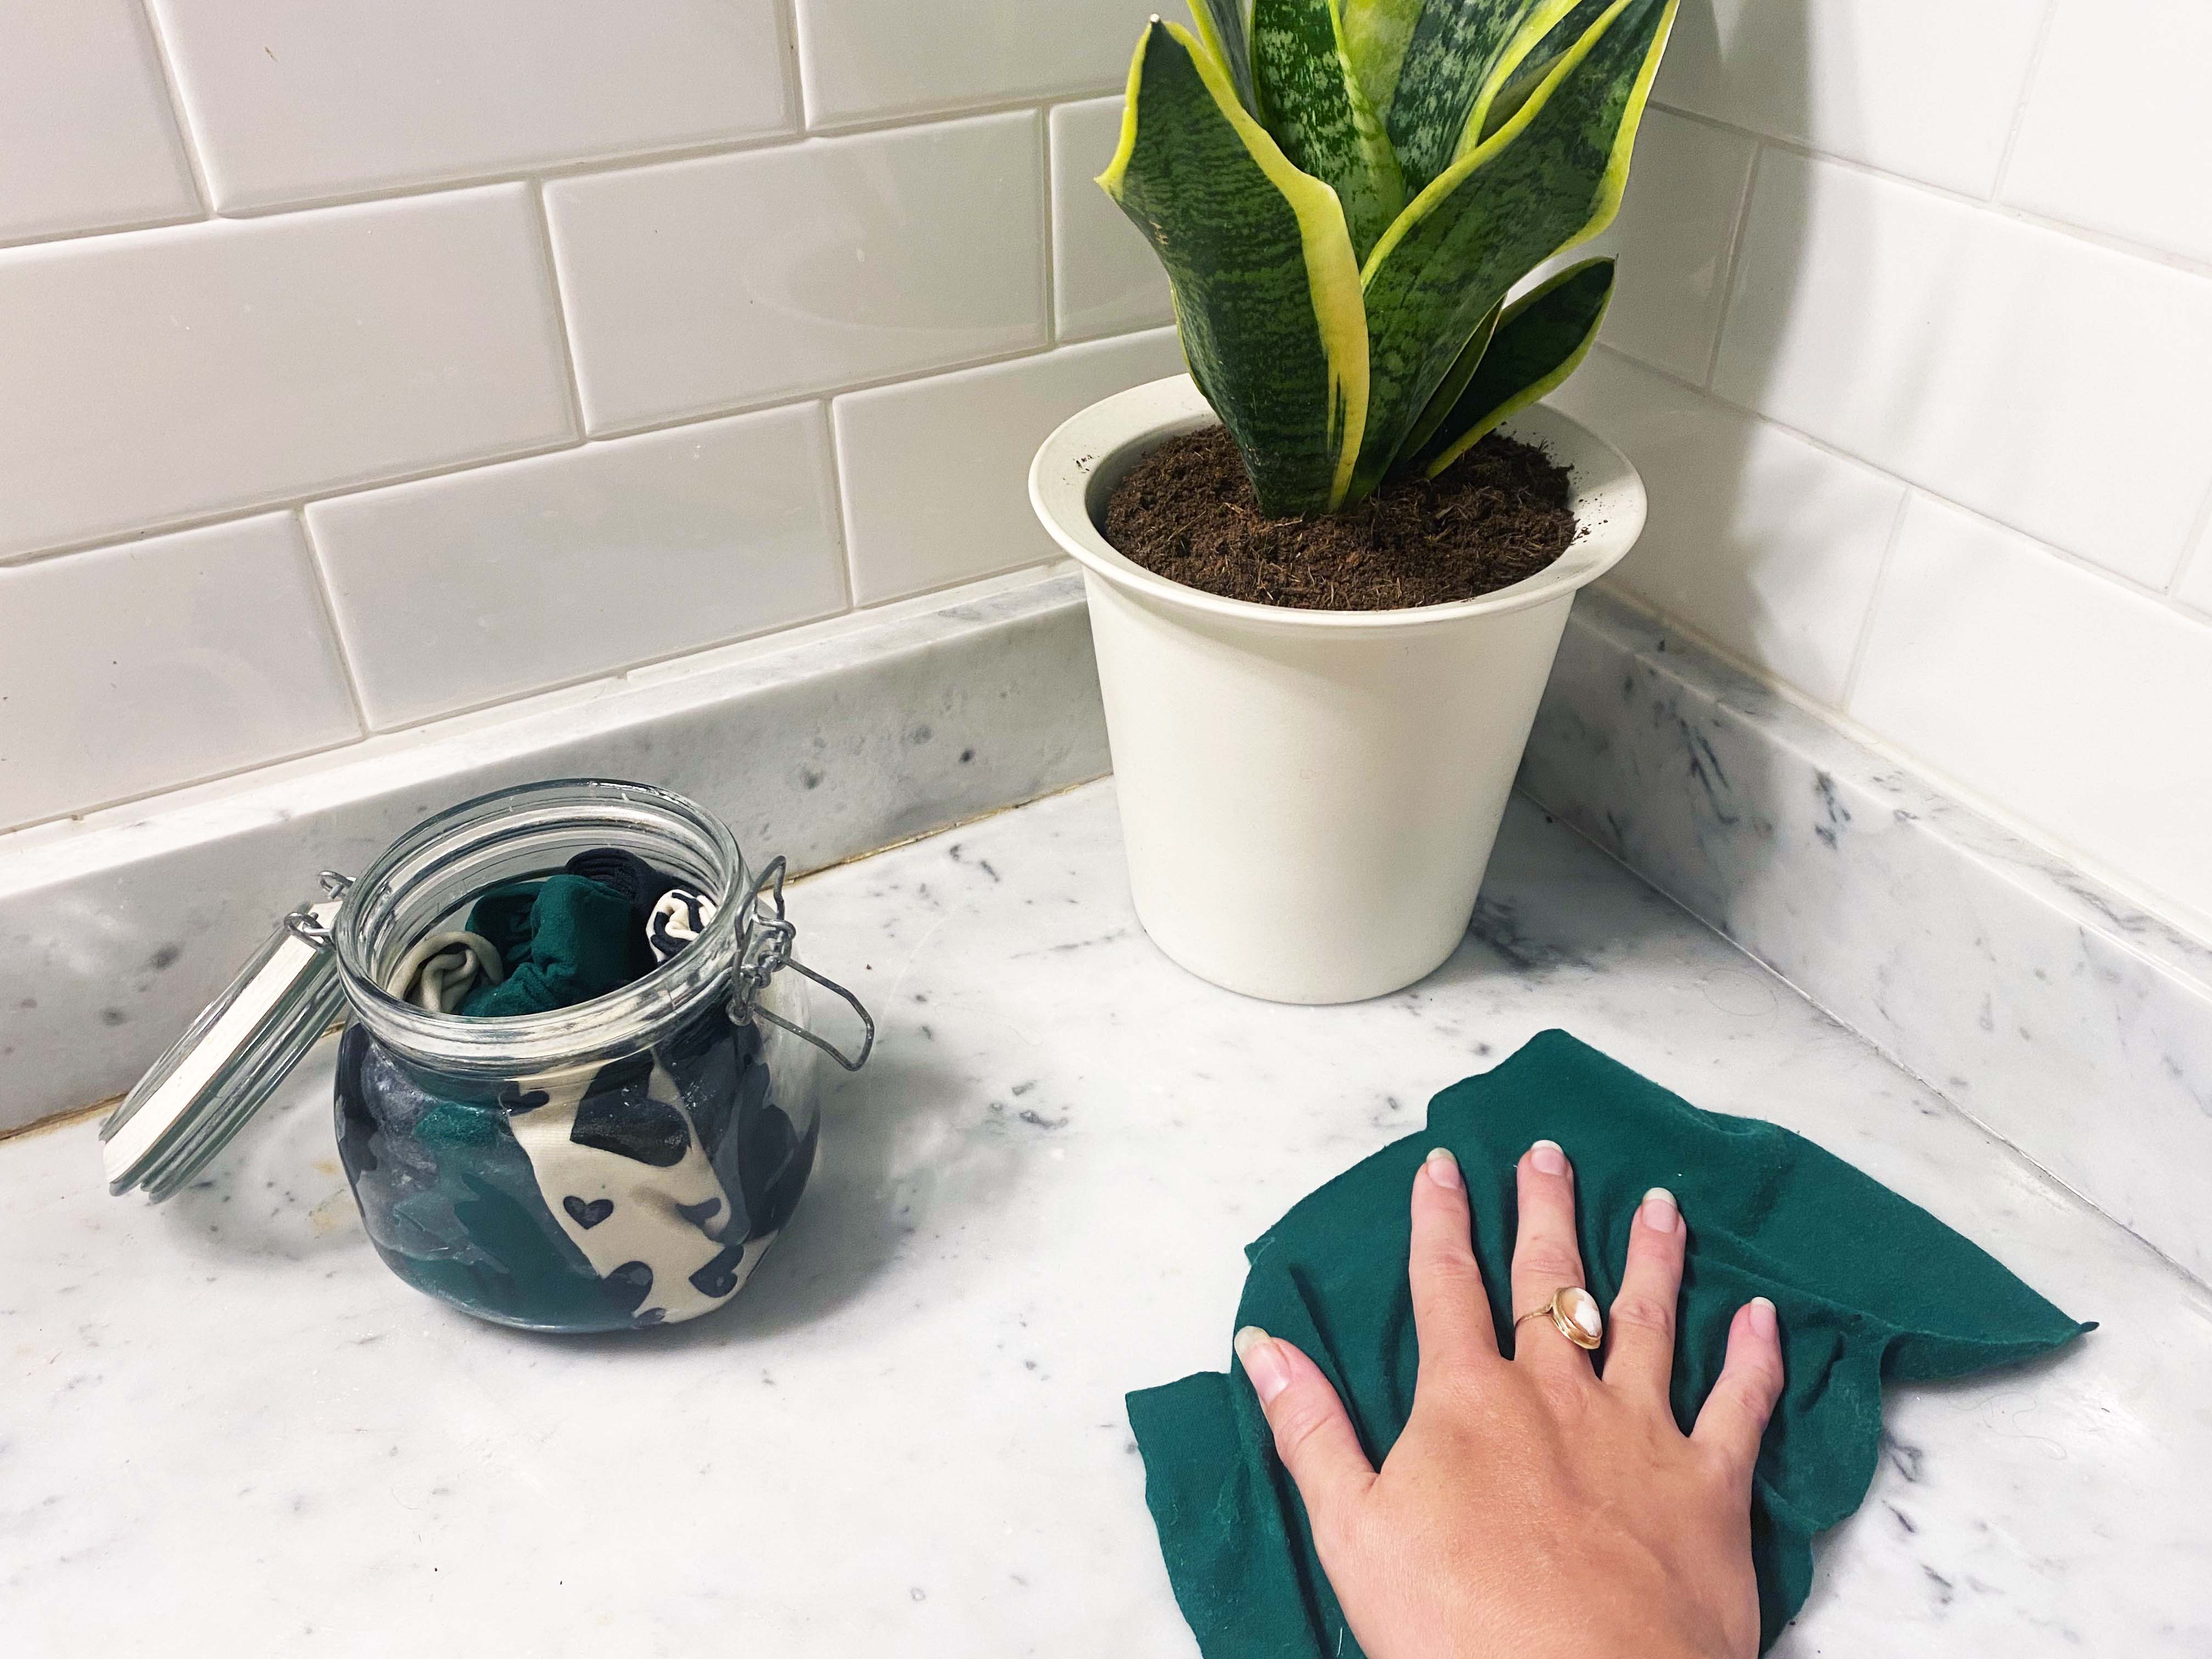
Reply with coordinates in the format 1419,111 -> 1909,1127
727,855 -> 876,1072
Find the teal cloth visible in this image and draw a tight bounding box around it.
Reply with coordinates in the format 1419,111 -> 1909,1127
1127,1031 -> 2092,1655
457,874 -> 637,1018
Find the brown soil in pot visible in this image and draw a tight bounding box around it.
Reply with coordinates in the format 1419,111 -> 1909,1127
1101,425 -> 1577,611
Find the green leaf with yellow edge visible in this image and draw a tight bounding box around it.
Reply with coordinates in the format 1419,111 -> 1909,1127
1189,0 -> 1259,111
1479,0 -> 1613,139
1384,0 -> 1581,193
1417,257 -> 1614,473
1351,0 -> 1676,495
1395,299 -> 1501,464
1252,0 -> 1406,259
1339,0 -> 1425,121
1101,19 -> 1370,515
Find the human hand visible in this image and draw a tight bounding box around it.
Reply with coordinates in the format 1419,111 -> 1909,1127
1233,1140 -> 1785,1659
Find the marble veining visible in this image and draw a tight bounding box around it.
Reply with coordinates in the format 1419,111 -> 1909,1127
0,568 -> 1106,1135
4,782 -> 2206,1654
1523,586 -> 2212,1283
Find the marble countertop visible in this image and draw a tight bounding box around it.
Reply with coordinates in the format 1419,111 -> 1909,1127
5,782 -> 2207,1656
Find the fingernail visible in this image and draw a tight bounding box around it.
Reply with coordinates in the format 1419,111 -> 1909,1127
1529,1139 -> 1567,1176
1234,1325 -> 1291,1404
1639,1186 -> 1678,1233
1746,1297 -> 1778,1339
1424,1147 -> 1462,1190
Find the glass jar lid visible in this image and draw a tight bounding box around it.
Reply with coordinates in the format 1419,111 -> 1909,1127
100,876 -> 352,1201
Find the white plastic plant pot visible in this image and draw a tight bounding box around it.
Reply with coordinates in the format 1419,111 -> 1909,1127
1029,374 -> 1646,1005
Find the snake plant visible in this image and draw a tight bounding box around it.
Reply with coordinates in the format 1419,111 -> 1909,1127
1101,0 -> 1677,516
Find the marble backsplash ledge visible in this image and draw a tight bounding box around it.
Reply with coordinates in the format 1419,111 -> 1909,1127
0,569 -> 1107,1136
1522,586 -> 2212,1284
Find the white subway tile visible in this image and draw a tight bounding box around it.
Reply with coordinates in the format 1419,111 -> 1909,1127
834,329 -> 1184,604
308,408 -> 846,730
2002,0 -> 2212,267
148,0 -> 793,212
1656,0 -> 2044,195
1543,109 -> 1755,384
0,517 -> 359,829
1713,151 -> 2212,588
0,1 -> 199,242
548,115 -> 1048,434
0,187 -> 573,562
1050,98 -> 1172,343
794,0 -> 1154,125
1850,495 -> 2212,928
1549,349 -> 1904,704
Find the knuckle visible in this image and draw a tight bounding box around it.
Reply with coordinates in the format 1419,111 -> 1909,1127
1513,1241 -> 1583,1285
1607,1291 -> 1676,1341
1271,1396 -> 1338,1462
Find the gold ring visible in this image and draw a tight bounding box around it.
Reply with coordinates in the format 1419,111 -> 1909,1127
1514,1286 -> 1602,1351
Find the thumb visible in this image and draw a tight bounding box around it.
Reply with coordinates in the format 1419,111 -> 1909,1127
1236,1327 -> 1377,1520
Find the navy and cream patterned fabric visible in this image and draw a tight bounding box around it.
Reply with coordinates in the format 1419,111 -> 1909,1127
334,1001 -> 812,1332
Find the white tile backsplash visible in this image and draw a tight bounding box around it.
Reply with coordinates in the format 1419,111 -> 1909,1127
2002,0 -> 2212,267
1655,0 -> 2046,195
149,0 -> 794,212
0,516 -> 359,830
0,185 -> 574,562
793,0 -> 1155,126
1049,98 -> 1173,344
547,114 -> 1048,433
0,1 -> 199,244
1714,150 -> 2212,589
1850,495 -> 2212,931
307,408 -> 847,729
1559,109 -> 1756,384
1550,349 -> 1905,705
835,329 -> 1184,605
1,0 -> 2209,970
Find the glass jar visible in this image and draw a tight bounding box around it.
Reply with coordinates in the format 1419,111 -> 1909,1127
103,779 -> 872,1334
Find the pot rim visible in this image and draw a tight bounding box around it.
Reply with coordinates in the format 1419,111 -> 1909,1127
1028,373 -> 1646,634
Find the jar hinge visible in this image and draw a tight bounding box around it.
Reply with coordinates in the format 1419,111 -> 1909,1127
727,855 -> 876,1071
281,871 -> 356,951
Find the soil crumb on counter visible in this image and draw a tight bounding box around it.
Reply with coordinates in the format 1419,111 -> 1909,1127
1102,425 -> 1577,611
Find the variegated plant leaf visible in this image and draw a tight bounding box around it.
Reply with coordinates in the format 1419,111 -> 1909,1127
1383,0 -> 1579,194
1395,299 -> 1501,463
1102,19 -> 1370,515
1252,0 -> 1407,259
1352,0 -> 1676,494
1417,257 -> 1614,473
1189,0 -> 1260,111
1478,0 -> 1612,139
1339,0 -> 1426,122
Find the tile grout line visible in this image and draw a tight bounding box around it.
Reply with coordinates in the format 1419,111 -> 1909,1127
131,0 -> 216,217
1986,0 -> 2065,204
1590,341 -> 2212,628
1697,139 -> 1764,392
526,183 -> 592,442
1837,487 -> 1916,709
814,398 -> 864,612
290,505 -> 375,738
1037,105 -> 1062,345
774,0 -> 810,132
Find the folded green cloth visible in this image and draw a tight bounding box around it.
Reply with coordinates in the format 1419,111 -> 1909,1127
458,874 -> 637,1019
1127,1031 -> 2091,1655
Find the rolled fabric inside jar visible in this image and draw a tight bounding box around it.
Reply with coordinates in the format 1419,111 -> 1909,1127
382,930 -> 505,1013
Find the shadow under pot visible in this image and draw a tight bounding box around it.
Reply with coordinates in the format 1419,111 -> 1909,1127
101,779 -> 873,1334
